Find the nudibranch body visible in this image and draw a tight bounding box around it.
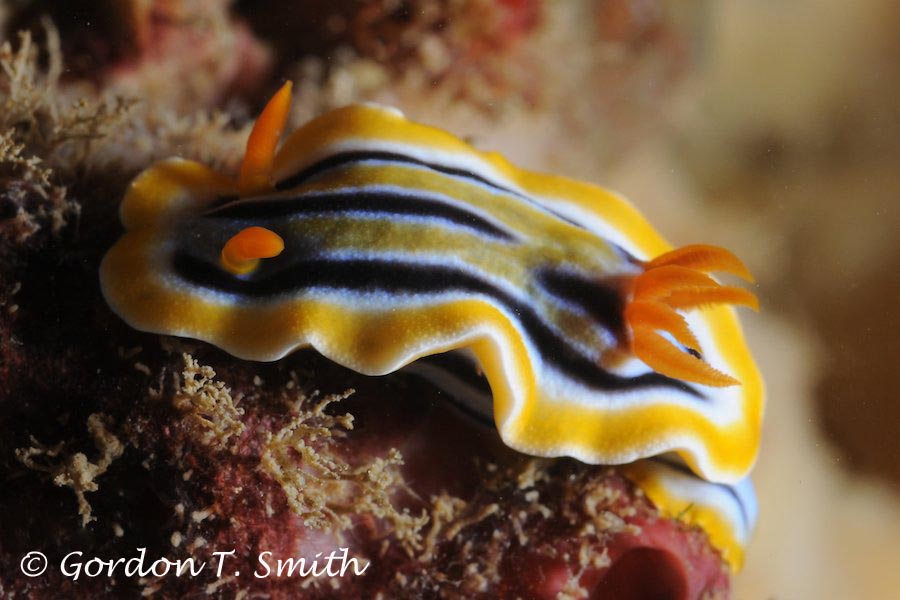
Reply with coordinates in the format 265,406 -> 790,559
100,87 -> 763,568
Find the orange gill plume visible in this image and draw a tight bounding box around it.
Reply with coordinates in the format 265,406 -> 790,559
624,244 -> 758,387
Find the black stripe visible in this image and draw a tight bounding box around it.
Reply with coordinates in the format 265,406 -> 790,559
171,253 -> 703,400
537,269 -> 628,342
650,456 -> 750,529
273,150 -> 585,229
204,190 -> 517,241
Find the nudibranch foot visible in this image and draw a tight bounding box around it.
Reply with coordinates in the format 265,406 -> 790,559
625,244 -> 758,387
622,456 -> 758,571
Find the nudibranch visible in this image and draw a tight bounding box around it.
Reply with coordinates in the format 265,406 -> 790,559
100,84 -> 762,568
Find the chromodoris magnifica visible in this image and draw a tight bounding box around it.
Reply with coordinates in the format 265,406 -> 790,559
100,83 -> 763,569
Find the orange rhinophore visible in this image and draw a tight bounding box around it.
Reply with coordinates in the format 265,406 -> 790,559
220,226 -> 285,275
237,81 -> 293,196
626,244 -> 758,387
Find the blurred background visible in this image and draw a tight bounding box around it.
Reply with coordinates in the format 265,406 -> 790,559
4,1 -> 899,596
